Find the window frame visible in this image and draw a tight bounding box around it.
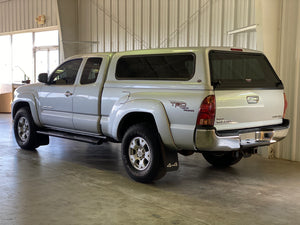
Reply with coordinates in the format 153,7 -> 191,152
208,50 -> 283,90
48,58 -> 83,85
115,53 -> 196,81
80,57 -> 103,85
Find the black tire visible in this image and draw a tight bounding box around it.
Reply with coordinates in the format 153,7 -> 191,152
202,151 -> 242,167
13,107 -> 39,150
121,123 -> 165,183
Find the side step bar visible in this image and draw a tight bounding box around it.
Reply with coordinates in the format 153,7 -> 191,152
37,130 -> 106,145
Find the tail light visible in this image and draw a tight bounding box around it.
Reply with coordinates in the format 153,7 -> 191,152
196,95 -> 216,126
283,93 -> 288,118
231,48 -> 243,52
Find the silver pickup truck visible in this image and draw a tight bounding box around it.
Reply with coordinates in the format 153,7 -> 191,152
12,47 -> 289,182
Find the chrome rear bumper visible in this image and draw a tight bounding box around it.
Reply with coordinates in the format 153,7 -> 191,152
194,119 -> 289,151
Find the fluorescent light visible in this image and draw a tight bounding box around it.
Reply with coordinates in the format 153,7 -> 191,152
228,24 -> 257,35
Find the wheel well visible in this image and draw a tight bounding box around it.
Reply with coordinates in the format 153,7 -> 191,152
117,112 -> 157,140
12,102 -> 30,119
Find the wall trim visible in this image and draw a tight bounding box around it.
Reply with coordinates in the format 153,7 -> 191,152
0,26 -> 58,36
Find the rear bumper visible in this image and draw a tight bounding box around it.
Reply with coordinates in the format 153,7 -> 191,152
194,119 -> 290,151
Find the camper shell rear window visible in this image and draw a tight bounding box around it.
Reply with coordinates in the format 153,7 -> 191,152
115,53 -> 195,81
209,50 -> 283,89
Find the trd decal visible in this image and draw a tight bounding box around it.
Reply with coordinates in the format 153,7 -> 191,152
170,101 -> 194,112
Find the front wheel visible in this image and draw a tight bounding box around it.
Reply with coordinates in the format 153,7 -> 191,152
202,151 -> 242,167
121,123 -> 165,183
13,107 -> 38,150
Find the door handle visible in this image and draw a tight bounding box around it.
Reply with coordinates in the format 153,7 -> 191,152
64,91 -> 73,97
246,96 -> 259,104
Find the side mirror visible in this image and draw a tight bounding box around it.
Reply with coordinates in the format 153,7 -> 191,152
38,73 -> 48,83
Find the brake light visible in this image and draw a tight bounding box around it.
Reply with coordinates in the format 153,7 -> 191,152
283,93 -> 288,118
231,48 -> 243,52
196,95 -> 216,126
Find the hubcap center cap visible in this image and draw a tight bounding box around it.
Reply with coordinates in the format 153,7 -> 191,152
137,148 -> 144,158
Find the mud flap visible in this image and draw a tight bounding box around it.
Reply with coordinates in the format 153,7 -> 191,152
37,133 -> 49,146
161,147 -> 179,172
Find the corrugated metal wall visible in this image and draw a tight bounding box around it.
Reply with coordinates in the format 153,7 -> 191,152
0,0 -> 57,33
76,0 -> 256,54
1,0 -> 299,162
276,0 -> 300,161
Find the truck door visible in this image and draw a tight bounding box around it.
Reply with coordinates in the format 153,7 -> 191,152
72,57 -> 105,134
38,58 -> 83,129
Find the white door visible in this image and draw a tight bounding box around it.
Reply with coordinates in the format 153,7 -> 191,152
72,57 -> 104,133
38,59 -> 83,129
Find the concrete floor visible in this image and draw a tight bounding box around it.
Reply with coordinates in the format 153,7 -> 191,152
1,113 -> 300,225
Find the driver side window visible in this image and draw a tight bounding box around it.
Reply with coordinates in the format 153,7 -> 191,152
50,59 -> 83,85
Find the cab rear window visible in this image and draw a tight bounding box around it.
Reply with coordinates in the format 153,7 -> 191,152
209,50 -> 283,89
116,53 -> 195,80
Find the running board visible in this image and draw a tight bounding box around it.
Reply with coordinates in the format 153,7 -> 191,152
37,130 -> 106,145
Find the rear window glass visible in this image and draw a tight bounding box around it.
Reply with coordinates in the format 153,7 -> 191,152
209,50 -> 283,89
116,53 -> 195,80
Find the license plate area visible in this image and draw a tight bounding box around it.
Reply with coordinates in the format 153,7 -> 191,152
240,133 -> 256,145
240,131 -> 275,146
255,131 -> 274,142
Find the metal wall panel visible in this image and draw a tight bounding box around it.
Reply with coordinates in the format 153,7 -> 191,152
0,0 -> 57,33
234,0 -> 249,48
168,0 -> 177,47
76,0 -> 256,53
222,0 -> 234,46
188,0 -> 198,47
199,0 -> 210,46
210,0 -> 222,46
276,0 -> 300,161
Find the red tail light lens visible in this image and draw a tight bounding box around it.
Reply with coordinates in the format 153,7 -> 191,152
196,95 -> 216,126
283,93 -> 288,118
230,48 -> 243,52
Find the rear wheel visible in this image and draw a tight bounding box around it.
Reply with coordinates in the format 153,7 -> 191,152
121,123 -> 165,183
14,107 -> 39,150
202,151 -> 242,167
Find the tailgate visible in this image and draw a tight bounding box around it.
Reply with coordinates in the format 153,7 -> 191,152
214,89 -> 284,131
209,50 -> 285,131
